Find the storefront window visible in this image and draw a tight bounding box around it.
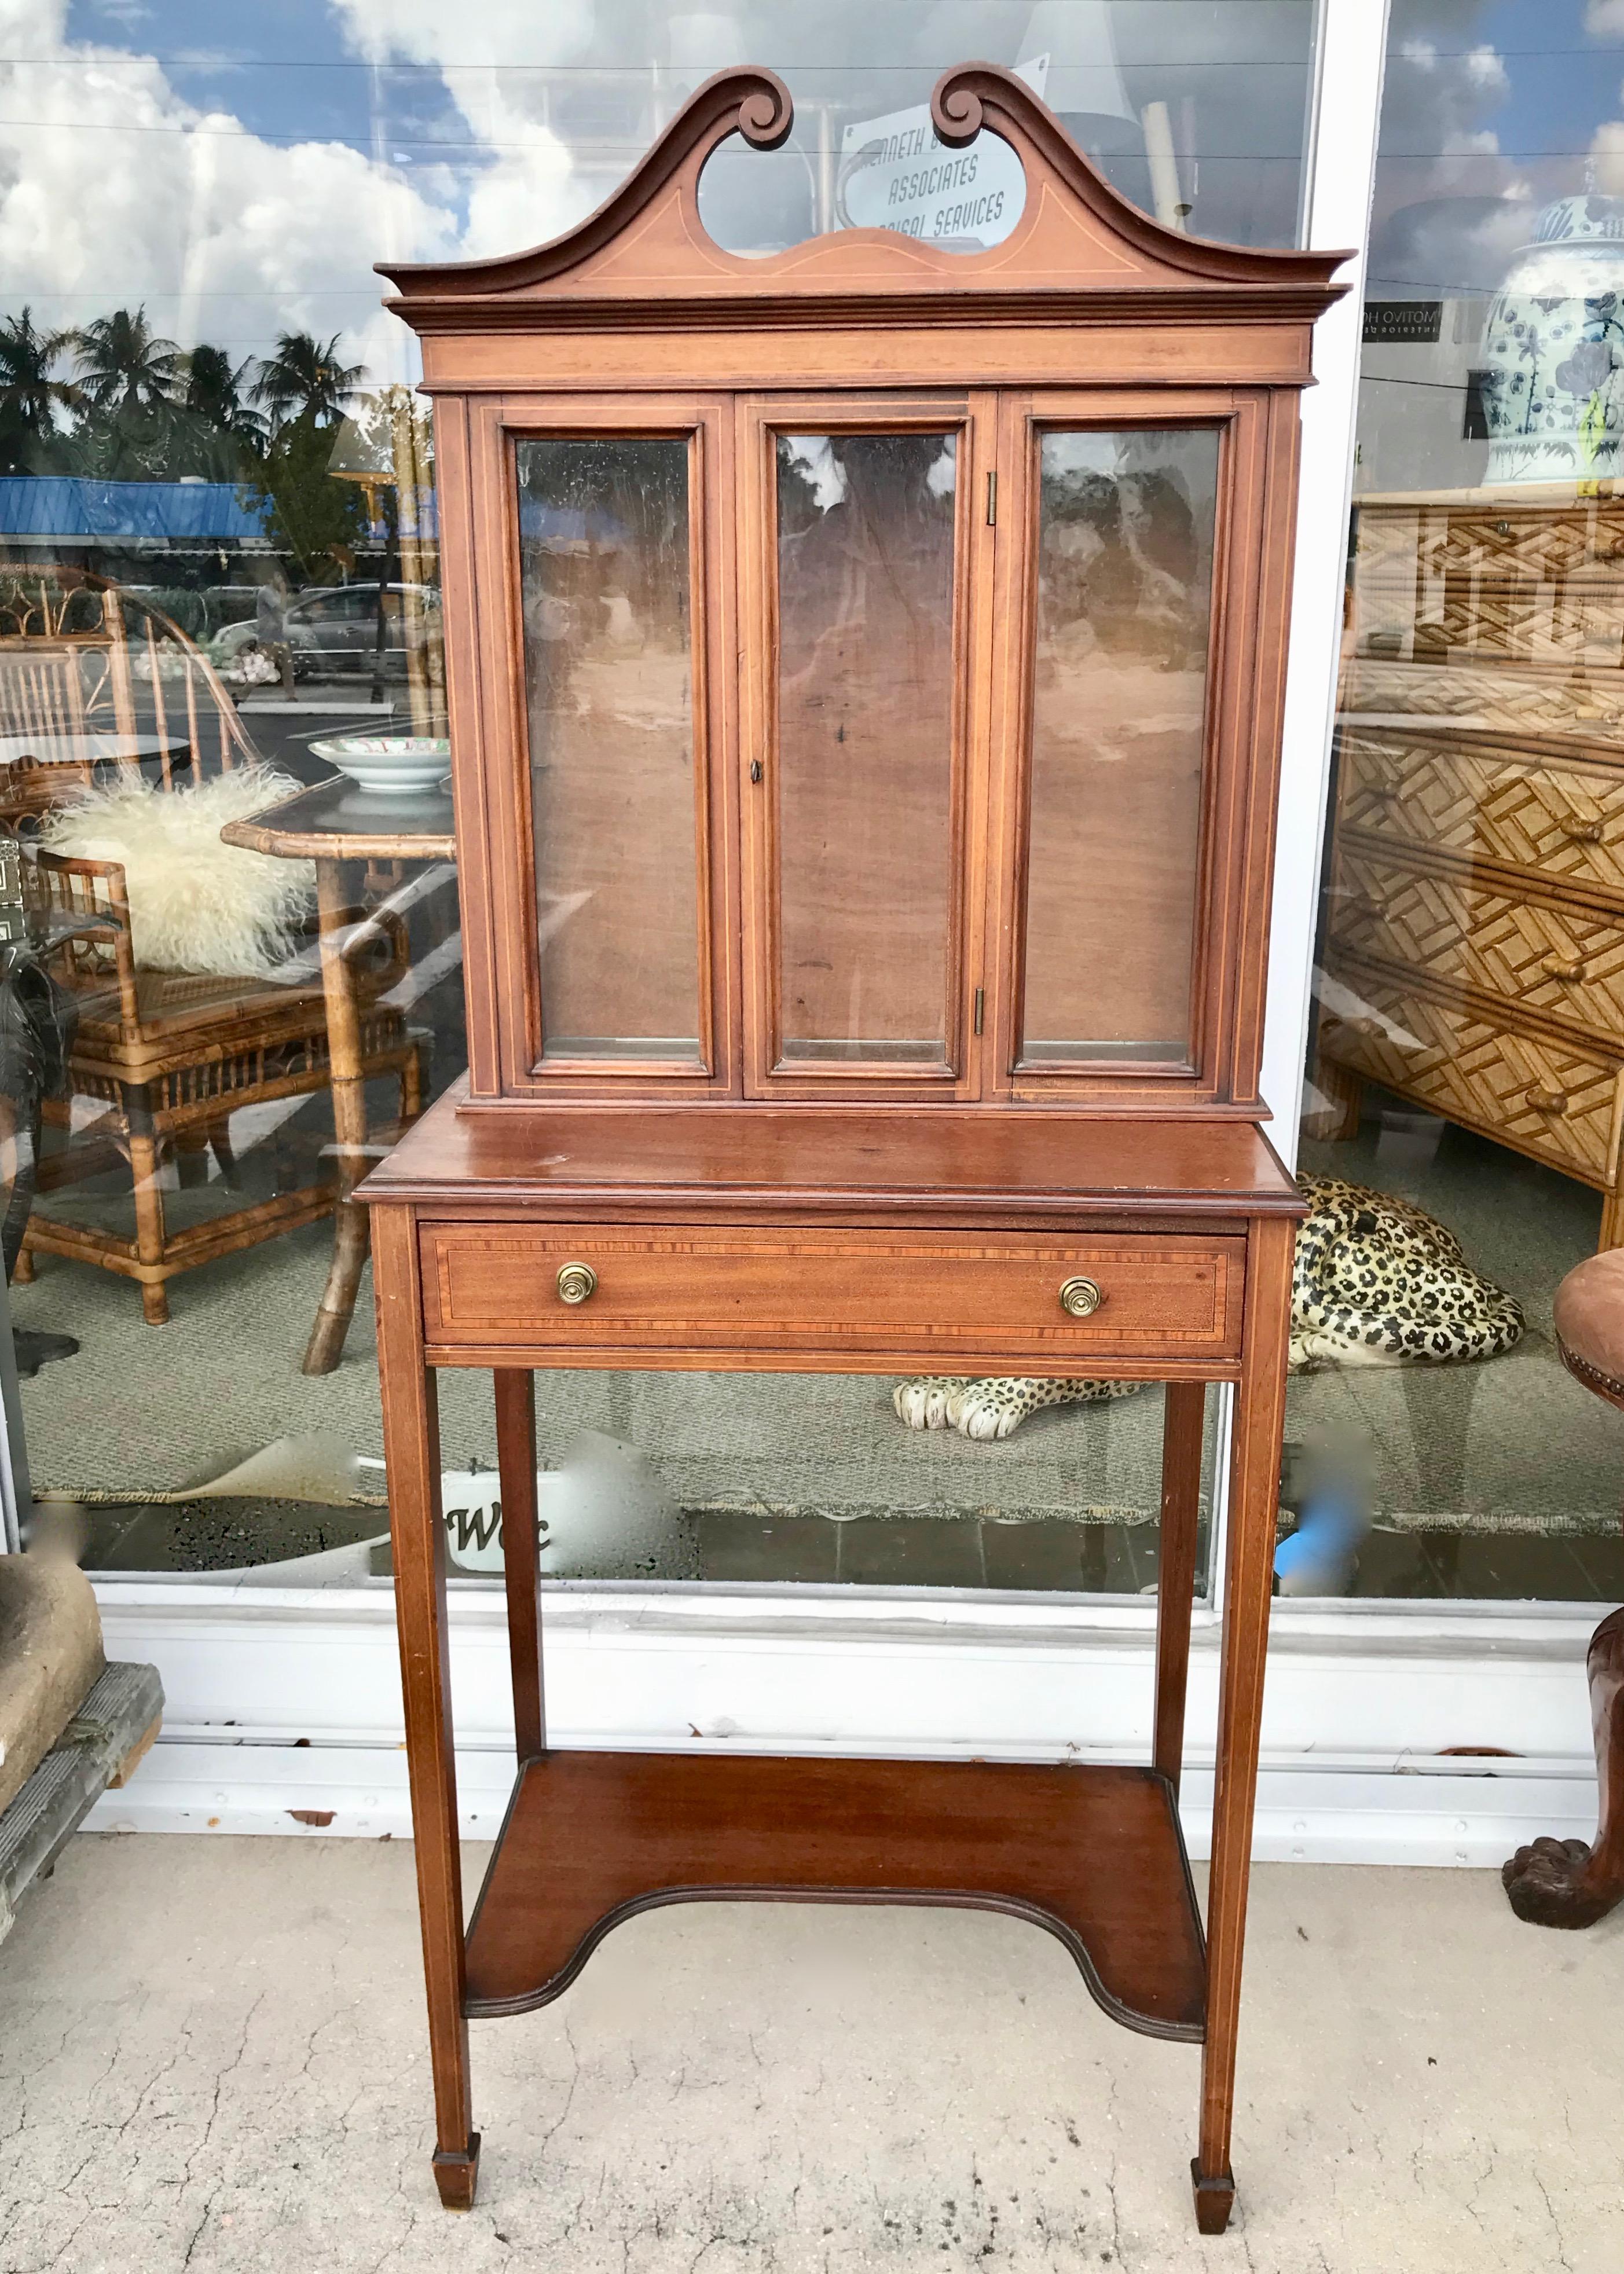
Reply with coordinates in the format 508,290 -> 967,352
1298,0 -> 1624,1601
0,3 -> 1315,1600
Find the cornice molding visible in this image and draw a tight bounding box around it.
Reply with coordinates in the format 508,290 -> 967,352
379,63 -> 1349,332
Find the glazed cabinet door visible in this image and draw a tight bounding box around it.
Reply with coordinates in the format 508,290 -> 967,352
984,388 -> 1286,1108
736,395 -> 996,1098
464,395 -> 738,1096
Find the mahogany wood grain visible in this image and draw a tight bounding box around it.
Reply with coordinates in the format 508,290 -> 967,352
361,1088 -> 1303,1222
494,1370 -> 544,1762
372,1205 -> 478,2209
420,1222 -> 1245,1365
1153,1382 -> 1207,1793
417,324 -> 1327,397
432,394 -> 502,1097
1194,1211 -> 1296,2235
368,58 -> 1331,2232
463,1750 -> 1206,2038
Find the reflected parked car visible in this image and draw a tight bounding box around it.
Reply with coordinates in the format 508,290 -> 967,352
208,582 -> 441,682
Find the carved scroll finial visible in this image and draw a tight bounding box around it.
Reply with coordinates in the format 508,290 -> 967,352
931,67 -> 989,151
737,69 -> 794,152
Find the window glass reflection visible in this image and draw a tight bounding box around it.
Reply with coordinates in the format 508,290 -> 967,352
775,431 -> 958,1066
1297,2 -> 1624,1606
0,0 -> 1319,1599
518,436 -> 701,1063
1021,427 -> 1217,1067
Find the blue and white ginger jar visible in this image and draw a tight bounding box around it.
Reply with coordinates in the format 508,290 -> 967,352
1481,194 -> 1624,485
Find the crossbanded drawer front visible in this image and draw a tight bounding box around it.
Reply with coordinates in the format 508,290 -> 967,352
1340,731 -> 1624,897
419,1225 -> 1247,1362
1329,849 -> 1624,1036
1319,978 -> 1624,1182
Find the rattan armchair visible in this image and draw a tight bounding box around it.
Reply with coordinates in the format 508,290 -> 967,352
16,847 -> 421,1323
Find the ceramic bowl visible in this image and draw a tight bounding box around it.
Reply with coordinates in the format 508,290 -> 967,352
309,735 -> 452,796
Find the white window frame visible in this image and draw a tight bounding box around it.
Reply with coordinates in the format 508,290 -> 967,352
0,0 -> 1584,1860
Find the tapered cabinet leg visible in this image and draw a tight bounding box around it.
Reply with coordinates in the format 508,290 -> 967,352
1503,1605 -> 1624,1927
373,1204 -> 478,2209
1154,1381 -> 1206,1793
494,1369 -> 545,1762
1193,1215 -> 1296,2235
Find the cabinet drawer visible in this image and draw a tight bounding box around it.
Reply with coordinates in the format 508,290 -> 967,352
1320,974 -> 1624,1183
1329,848 -> 1624,1036
419,1224 -> 1247,1365
1340,729 -> 1624,896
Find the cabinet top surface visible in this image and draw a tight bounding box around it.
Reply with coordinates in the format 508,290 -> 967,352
360,1088 -> 1302,1220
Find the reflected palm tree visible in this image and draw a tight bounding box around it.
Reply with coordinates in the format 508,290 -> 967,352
182,344 -> 266,446
251,330 -> 364,431
75,306 -> 183,414
0,307 -> 82,440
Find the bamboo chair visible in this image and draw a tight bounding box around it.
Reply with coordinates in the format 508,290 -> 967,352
17,849 -> 421,1323
1,568 -> 425,1323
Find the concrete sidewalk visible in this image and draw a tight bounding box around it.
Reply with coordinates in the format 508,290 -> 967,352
0,1832 -> 1617,2273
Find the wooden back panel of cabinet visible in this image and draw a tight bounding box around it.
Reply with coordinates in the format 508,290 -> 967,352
382,64 -> 1345,1117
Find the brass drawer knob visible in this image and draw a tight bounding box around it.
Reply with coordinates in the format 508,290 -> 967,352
1526,1085 -> 1570,1117
555,1261 -> 597,1304
1058,1275 -> 1103,1319
1559,815 -> 1605,845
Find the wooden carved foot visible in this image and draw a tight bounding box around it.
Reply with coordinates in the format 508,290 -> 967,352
1503,1605 -> 1624,1928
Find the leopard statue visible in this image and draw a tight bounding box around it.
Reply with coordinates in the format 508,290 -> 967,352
893,1173 -> 1525,1442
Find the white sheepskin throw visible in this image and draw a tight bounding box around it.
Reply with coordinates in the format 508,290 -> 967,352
42,768 -> 316,977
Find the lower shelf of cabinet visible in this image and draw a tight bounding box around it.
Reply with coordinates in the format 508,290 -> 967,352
462,1749 -> 1207,2042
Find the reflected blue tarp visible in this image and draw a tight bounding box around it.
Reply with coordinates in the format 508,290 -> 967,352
0,477 -> 273,543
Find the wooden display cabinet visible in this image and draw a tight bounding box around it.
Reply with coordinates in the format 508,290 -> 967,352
364,64 -> 1344,2229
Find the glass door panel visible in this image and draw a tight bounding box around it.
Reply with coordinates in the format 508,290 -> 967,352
1019,427 -> 1219,1068
773,430 -> 961,1069
518,434 -> 703,1066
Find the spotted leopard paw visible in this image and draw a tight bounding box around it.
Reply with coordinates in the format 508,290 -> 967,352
945,1380 -> 1035,1440
892,1377 -> 971,1430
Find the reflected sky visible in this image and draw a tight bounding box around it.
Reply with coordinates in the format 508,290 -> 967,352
0,3 -> 1319,382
